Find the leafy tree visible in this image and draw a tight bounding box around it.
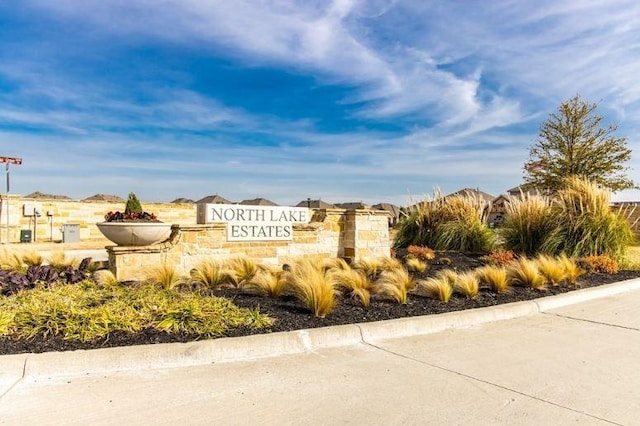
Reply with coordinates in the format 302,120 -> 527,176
524,95 -> 634,192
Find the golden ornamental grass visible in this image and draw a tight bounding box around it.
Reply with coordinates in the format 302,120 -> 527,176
286,259 -> 339,318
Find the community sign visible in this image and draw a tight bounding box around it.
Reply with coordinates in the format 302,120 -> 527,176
197,204 -> 310,241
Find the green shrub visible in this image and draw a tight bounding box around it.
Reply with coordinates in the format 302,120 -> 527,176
125,192 -> 143,214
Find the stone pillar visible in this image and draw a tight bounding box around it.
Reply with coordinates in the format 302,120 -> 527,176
342,209 -> 391,261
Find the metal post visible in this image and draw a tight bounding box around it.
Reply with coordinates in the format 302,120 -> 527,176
5,163 -> 9,244
0,156 -> 23,244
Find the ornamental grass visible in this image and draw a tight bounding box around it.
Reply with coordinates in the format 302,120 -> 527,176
244,266 -> 287,298
2,280 -> 272,342
453,271 -> 480,299
331,268 -> 374,308
552,177 -> 634,259
146,263 -> 187,290
534,254 -> 567,286
285,259 -> 339,318
395,192 -> 495,252
405,257 -> 427,273
474,265 -> 510,293
500,193 -> 560,256
189,259 -> 228,289
418,276 -> 453,302
507,257 -> 546,289
375,266 -> 416,304
226,256 -> 259,288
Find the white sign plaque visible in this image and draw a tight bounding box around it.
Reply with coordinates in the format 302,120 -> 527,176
197,204 -> 310,241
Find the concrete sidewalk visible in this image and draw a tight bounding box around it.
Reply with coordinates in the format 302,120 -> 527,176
1,281 -> 640,425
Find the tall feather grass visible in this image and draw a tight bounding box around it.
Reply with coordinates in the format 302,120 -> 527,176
286,259 -> 339,317
453,271 -> 480,299
331,268 -> 374,307
189,259 -> 228,289
474,265 -> 510,293
419,277 -> 453,302
375,266 -> 416,304
507,257 -> 546,289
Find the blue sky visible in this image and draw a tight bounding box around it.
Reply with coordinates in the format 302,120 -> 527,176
2,0 -> 640,206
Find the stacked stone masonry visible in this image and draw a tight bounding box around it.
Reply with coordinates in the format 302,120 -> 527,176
108,209 -> 391,281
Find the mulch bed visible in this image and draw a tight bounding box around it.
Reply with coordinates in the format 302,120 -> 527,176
2,252 -> 639,355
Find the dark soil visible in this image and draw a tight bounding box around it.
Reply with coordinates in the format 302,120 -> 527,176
2,252 -> 639,355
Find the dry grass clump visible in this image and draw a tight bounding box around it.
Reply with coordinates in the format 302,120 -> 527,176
146,264 -> 187,290
323,257 -> 350,272
474,265 -> 510,293
226,256 -> 259,288
92,270 -> 119,287
535,255 -> 567,286
436,269 -> 459,287
375,266 -> 416,304
352,257 -> 383,281
405,257 -> 427,273
244,266 -> 287,298
453,271 -> 480,299
22,251 -> 44,267
47,252 -> 81,271
189,259 -> 228,289
507,257 -> 546,289
286,259 -> 339,318
418,276 -> 453,302
558,254 -> 584,285
332,268 -> 374,307
0,250 -> 25,272
379,256 -> 403,271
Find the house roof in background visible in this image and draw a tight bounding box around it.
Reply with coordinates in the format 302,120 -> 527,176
196,194 -> 232,204
239,197 -> 279,206
447,188 -> 495,202
294,199 -> 336,208
170,197 -> 195,204
372,202 -> 401,218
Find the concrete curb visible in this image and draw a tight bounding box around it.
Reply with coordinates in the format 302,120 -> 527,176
2,278 -> 639,380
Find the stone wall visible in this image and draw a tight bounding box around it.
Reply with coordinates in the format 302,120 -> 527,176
108,209 -> 391,281
0,195 -> 197,243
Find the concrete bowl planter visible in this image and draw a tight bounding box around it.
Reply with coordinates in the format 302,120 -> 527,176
96,222 -> 172,246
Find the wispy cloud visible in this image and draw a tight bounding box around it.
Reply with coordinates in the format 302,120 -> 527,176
1,1 -> 640,205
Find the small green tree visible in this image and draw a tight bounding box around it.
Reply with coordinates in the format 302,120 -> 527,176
524,95 -> 634,192
124,192 -> 143,214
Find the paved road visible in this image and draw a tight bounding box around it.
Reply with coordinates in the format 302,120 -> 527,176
1,288 -> 639,425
